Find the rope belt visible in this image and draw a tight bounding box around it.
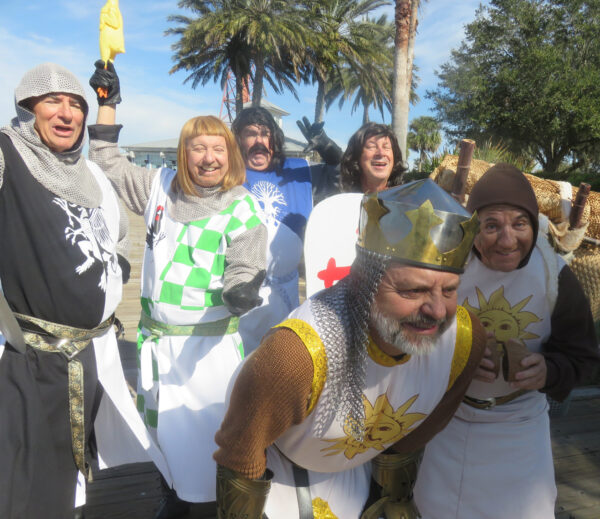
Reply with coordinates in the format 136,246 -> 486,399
15,312 -> 116,479
138,312 -> 239,392
463,389 -> 528,409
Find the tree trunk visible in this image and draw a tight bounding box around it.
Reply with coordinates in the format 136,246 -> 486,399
392,0 -> 419,165
314,77 -> 326,123
235,74 -> 244,116
363,104 -> 370,125
252,55 -> 265,107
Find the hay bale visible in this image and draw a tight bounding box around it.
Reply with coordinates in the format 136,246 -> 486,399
430,155 -> 596,237
431,156 -> 600,320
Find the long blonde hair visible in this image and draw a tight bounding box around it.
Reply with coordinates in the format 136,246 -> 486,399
176,115 -> 246,195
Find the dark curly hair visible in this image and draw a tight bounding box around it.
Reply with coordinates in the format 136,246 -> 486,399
231,107 -> 286,172
340,122 -> 406,192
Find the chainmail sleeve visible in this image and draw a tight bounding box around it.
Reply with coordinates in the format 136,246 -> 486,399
88,124 -> 157,215
223,224 -> 267,292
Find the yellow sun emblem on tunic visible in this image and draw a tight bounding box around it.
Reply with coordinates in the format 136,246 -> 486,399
312,497 -> 338,519
462,286 -> 541,343
320,393 -> 425,459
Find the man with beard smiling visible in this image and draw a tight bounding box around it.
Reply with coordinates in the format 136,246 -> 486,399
213,179 -> 487,518
231,107 -> 342,352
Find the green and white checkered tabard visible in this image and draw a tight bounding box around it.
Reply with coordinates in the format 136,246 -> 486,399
154,195 -> 262,311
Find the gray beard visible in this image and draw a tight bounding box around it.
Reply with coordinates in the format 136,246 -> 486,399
370,302 -> 449,356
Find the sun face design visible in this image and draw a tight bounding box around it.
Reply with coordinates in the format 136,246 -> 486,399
462,286 -> 541,343
320,394 -> 425,459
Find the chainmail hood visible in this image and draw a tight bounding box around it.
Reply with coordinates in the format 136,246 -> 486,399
1,63 -> 100,207
312,245 -> 390,440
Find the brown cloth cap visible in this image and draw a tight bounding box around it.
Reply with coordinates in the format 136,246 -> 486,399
467,163 -> 539,268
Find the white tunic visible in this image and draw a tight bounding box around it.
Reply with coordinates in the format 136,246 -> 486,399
0,160 -> 172,505
415,244 -> 563,519
136,170 -> 248,502
264,299 -> 474,519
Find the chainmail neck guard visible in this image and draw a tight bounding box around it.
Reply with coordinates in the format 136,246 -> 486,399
1,63 -> 100,208
312,246 -> 389,440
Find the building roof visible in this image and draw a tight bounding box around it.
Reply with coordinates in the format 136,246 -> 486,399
242,98 -> 290,117
121,99 -> 304,155
121,138 -> 178,152
122,136 -> 307,155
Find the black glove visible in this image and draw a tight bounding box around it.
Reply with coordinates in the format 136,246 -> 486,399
296,116 -> 342,165
222,271 -> 266,316
89,60 -> 122,105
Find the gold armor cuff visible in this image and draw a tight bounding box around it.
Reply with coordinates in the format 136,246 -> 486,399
362,450 -> 424,519
216,464 -> 273,519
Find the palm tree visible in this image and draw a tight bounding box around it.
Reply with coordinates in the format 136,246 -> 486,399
167,0 -> 309,114
407,116 -> 441,172
323,15 -> 394,124
392,0 -> 420,162
298,0 -> 391,123
324,15 -> 421,125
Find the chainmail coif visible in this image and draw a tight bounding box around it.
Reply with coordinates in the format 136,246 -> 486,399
0,63 -> 101,207
312,246 -> 389,440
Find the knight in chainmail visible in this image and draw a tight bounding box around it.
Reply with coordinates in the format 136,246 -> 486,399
213,179 -> 489,519
87,61 -> 267,518
0,63 -> 172,519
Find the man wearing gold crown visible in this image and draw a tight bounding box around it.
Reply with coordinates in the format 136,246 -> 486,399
213,179 -> 487,518
414,164 -> 600,519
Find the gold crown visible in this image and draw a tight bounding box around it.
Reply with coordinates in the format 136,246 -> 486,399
357,180 -> 479,273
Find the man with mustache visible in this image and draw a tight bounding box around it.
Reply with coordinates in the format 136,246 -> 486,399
213,179 -> 487,518
231,107 -> 342,352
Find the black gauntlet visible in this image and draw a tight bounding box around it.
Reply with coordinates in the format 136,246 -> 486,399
296,116 -> 342,165
89,59 -> 122,105
222,271 -> 265,316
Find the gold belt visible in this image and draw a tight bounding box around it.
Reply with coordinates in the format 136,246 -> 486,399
15,312 -> 116,479
463,389 -> 528,409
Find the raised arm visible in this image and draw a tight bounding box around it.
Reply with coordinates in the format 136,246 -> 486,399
88,61 -> 158,215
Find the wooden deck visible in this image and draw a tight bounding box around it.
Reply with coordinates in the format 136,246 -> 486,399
83,210 -> 600,518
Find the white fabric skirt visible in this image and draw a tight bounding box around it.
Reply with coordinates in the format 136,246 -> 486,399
265,446 -> 372,519
414,399 -> 556,519
137,331 -> 243,502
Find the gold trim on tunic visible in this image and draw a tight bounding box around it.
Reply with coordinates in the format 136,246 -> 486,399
447,305 -> 472,390
367,335 -> 411,366
275,319 -> 327,415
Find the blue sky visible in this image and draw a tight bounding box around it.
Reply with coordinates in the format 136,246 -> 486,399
0,1 -> 488,152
